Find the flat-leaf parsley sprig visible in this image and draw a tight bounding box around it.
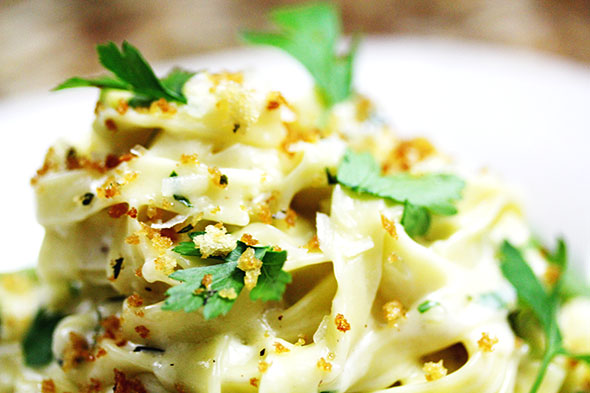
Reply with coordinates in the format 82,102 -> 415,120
54,41 -> 195,107
242,2 -> 358,108
335,149 -> 465,237
163,237 -> 291,319
499,240 -> 590,393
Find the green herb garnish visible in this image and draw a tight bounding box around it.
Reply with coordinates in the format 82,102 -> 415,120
336,149 -> 465,237
164,241 -> 291,319
53,41 -> 195,107
417,300 -> 440,313
173,194 -> 193,208
22,308 -> 65,367
242,2 -> 358,108
499,240 -> 590,393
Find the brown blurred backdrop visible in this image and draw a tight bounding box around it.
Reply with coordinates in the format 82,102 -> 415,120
1,0 -> 589,98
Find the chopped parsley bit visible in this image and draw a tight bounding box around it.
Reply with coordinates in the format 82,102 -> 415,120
22,308 -> 65,367
53,41 -> 195,107
417,300 -> 440,314
177,224 -> 194,233
170,170 -> 178,177
336,149 -> 465,237
219,174 -> 229,186
81,192 -> 95,206
112,257 -> 124,279
325,168 -> 338,185
173,194 -> 193,208
499,240 -> 590,393
164,241 -> 291,319
242,2 -> 358,108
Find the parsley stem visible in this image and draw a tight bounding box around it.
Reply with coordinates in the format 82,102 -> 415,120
529,350 -> 555,393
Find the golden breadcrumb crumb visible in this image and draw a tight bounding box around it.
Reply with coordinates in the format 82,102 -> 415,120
280,122 -> 320,156
478,332 -> 499,352
386,252 -> 401,264
317,357 -> 332,372
108,203 -> 129,218
154,256 -> 176,275
218,288 -> 238,300
209,71 -> 244,86
305,235 -> 321,252
193,224 -> 237,258
84,378 -> 102,393
96,177 -> 120,199
134,325 -> 150,339
113,369 -> 147,393
174,383 -> 188,393
100,316 -> 127,347
41,379 -> 56,393
105,118 -> 117,131
273,342 -> 290,354
127,207 -> 138,219
150,98 -> 177,114
249,378 -> 259,388
423,360 -> 447,381
259,360 -> 269,373
62,332 -> 92,371
116,99 -> 128,115
240,233 -> 259,246
201,274 -> 213,289
382,300 -> 406,326
95,347 -> 107,358
237,247 -> 263,290
544,265 -> 561,286
355,96 -> 373,122
256,202 -> 273,225
285,208 -> 297,227
208,166 -> 228,188
380,215 -> 398,239
125,234 -> 140,245
180,153 -> 199,165
127,293 -> 144,308
327,352 -> 336,361
335,313 -> 351,332
384,137 -> 435,173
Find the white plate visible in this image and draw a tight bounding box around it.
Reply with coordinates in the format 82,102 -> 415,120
1,36 -> 589,275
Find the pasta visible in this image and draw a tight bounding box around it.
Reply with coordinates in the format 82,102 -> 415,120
0,67 -> 589,393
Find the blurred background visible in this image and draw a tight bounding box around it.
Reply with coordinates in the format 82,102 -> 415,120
1,0 -> 590,98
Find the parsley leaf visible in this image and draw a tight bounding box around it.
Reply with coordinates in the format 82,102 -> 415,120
499,240 -> 590,393
417,300 -> 440,313
164,241 -> 291,319
54,42 -> 195,106
22,308 -> 65,367
242,2 -> 358,107
336,149 -> 465,236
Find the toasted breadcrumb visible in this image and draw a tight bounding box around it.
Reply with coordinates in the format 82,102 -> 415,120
154,256 -> 176,275
41,379 -> 56,393
327,352 -> 336,361
141,225 -> 174,253
127,293 -> 144,308
273,342 -> 290,354
127,207 -> 138,218
478,332 -> 499,352
108,203 -> 129,218
305,235 -> 321,252
208,166 -> 228,188
285,208 -> 297,227
237,247 -> 263,290
95,347 -> 107,358
266,91 -> 288,111
105,118 -> 117,131
84,378 -> 102,393
201,274 -> 213,289
335,313 -> 351,332
384,137 -> 435,173
116,99 -> 128,115
386,252 -> 401,264
317,357 -> 332,372
544,265 -> 561,286
62,332 -> 92,371
256,202 -> 273,224
113,369 -> 147,393
382,300 -> 406,326
281,122 -> 320,155
150,98 -> 177,114
134,325 -> 150,339
423,360 -> 447,381
180,153 -> 199,165
380,215 -> 398,239
240,233 -> 259,246
100,316 -> 127,347
125,234 -> 140,245
259,360 -> 269,373
96,177 -> 120,199
193,224 -> 237,258
174,383 -> 188,393
249,378 -> 259,388
218,287 -> 238,300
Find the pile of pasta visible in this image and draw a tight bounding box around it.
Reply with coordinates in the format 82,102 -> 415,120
1,71 -> 589,393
